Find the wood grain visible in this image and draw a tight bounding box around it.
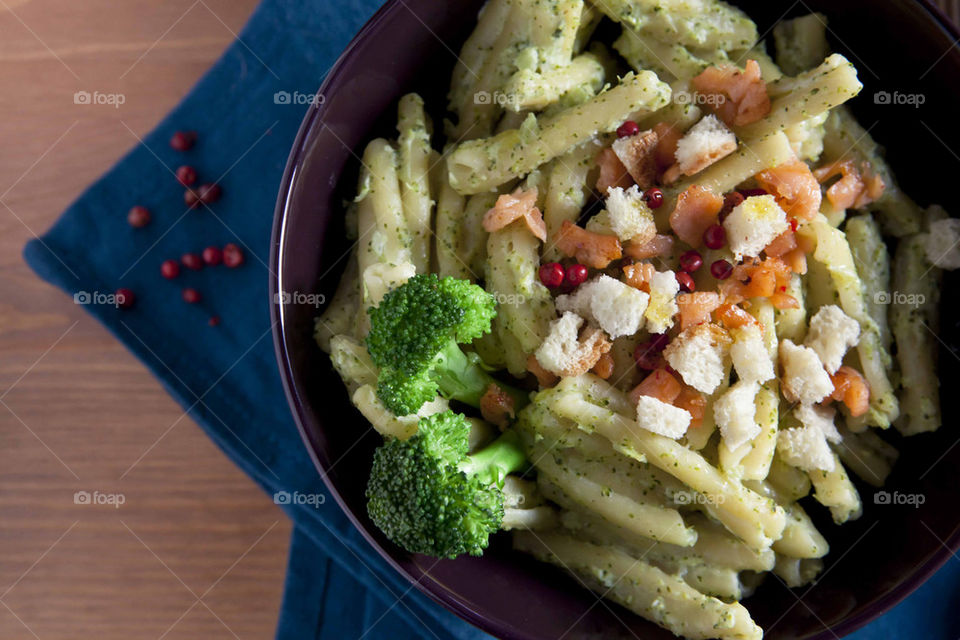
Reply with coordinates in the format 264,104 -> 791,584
0,2 -> 291,638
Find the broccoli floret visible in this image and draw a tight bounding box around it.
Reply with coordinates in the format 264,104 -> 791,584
366,410 -> 528,558
366,274 -> 527,416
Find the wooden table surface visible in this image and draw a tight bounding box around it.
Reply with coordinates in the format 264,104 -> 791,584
0,1 -> 292,638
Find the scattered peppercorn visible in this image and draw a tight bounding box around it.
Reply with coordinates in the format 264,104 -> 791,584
703,224 -> 726,250
181,253 -> 203,270
676,271 -> 695,293
643,187 -> 664,209
161,259 -> 180,279
222,243 -> 244,268
538,262 -> 565,288
616,120 -> 640,138
197,183 -> 221,204
202,246 -> 223,266
565,263 -> 589,287
679,250 -> 703,273
176,165 -> 197,186
127,206 -> 151,228
115,288 -> 135,309
170,131 -> 196,151
710,259 -> 734,280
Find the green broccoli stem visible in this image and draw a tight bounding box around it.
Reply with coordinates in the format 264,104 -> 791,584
457,429 -> 527,488
431,339 -> 530,412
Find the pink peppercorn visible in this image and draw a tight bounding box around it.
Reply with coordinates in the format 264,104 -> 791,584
222,243 -> 244,268
538,262 -> 565,288
703,224 -> 726,250
616,121 -> 640,138
679,250 -> 703,273
565,263 -> 589,287
127,206 -> 151,228
161,260 -> 180,279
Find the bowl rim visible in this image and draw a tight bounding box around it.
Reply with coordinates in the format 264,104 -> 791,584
270,1 -> 960,637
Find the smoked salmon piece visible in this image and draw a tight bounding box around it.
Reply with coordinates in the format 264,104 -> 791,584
719,256 -> 794,304
596,147 -> 634,193
691,59 -> 771,127
756,158 -> 822,221
624,234 -> 675,260
622,262 -> 656,292
482,187 -> 547,240
675,385 -> 707,429
829,366 -> 870,417
716,302 -> 759,331
814,159 -> 886,210
763,230 -> 798,257
629,368 -> 682,405
653,121 -> 682,171
554,220 -> 622,268
669,184 -> 724,248
677,292 -> 721,329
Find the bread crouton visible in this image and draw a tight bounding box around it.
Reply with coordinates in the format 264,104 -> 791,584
644,270 -> 681,334
713,380 -> 761,450
723,194 -> 789,260
804,305 -> 860,373
779,339 -> 833,404
794,403 -> 841,444
663,323 -> 732,394
674,114 -> 737,176
635,395 -> 691,439
556,274 -> 650,339
777,425 -> 836,472
730,324 -> 774,383
611,129 -> 659,189
535,312 -> 612,377
605,185 -> 656,244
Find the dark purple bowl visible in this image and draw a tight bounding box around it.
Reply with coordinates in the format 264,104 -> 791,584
271,2 -> 960,637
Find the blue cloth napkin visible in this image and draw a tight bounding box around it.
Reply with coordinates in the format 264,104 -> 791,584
21,0 -> 958,638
